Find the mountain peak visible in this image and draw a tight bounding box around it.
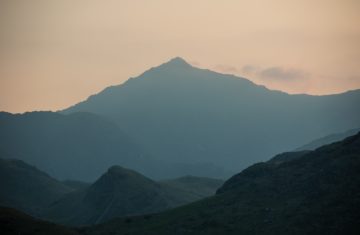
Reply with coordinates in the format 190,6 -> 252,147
106,165 -> 140,179
161,57 -> 191,68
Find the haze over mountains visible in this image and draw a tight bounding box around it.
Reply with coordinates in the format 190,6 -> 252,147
1,57 -> 359,181
0,111 -> 149,181
63,57 -> 360,175
0,111 -> 230,181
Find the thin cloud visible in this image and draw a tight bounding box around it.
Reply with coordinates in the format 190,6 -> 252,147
242,64 -> 309,81
260,67 -> 309,81
241,65 -> 260,74
214,64 -> 239,73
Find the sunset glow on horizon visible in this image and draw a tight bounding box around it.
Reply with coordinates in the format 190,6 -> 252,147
1,0 -> 360,113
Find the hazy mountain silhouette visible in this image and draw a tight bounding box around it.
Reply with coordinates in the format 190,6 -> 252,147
0,111 -> 156,181
43,166 -> 223,226
84,132 -> 360,235
63,57 -> 360,174
296,127 -> 360,151
0,159 -> 72,216
0,111 -> 230,180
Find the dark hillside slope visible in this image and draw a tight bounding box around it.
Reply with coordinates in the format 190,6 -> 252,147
0,207 -> 79,235
84,132 -> 360,235
0,159 -> 72,216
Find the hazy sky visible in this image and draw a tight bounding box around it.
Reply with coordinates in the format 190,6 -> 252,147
1,0 -> 360,113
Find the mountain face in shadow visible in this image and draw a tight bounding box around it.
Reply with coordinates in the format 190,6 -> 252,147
43,166 -> 223,226
85,132 -> 360,235
63,57 -> 360,174
0,159 -> 72,216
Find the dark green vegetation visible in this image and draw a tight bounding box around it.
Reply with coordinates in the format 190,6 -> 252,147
0,159 -> 72,216
83,132 -> 360,235
64,57 -> 360,176
0,207 -> 79,235
296,127 -> 360,151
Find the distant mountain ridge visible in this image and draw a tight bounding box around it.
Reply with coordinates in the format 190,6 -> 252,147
0,111 -> 231,180
0,111 -> 154,181
296,127 -> 360,151
63,57 -> 360,174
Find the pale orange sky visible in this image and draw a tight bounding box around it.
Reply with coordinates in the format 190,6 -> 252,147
1,0 -> 360,113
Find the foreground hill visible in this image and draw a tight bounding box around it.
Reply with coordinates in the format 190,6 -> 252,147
0,159 -> 72,216
84,132 -> 360,235
0,111 -> 155,181
42,166 -> 222,226
0,207 -> 79,235
64,57 -> 360,175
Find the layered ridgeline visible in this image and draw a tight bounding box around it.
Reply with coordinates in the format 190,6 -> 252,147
64,57 -> 360,175
43,166 -> 223,226
296,127 -> 360,151
0,158 -> 223,226
0,159 -> 72,216
0,111 -> 230,180
84,132 -> 360,235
